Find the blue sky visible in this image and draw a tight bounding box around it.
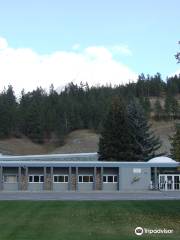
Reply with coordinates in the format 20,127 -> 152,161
0,0 -> 180,93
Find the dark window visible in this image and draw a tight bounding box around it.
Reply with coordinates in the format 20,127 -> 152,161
114,176 -> 117,182
90,176 -> 93,182
83,176 -> 89,182
40,176 -> 44,182
59,176 -> 64,182
54,176 -> 58,182
103,176 -> 107,182
29,176 -> 33,182
34,176 -> 39,182
65,176 -> 68,182
79,176 -> 83,182
108,176 -> 113,182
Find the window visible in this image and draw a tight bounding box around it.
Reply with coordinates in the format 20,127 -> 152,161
133,168 -> 141,174
53,175 -> 69,183
103,175 -> 117,183
28,175 -> 44,183
78,175 -> 93,183
4,175 -> 17,183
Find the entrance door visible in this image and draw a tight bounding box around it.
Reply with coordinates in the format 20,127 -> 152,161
166,175 -> 173,190
159,174 -> 180,191
159,175 -> 166,190
174,176 -> 180,190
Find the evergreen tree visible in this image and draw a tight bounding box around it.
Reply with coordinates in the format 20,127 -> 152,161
164,94 -> 179,119
154,99 -> 163,120
0,86 -> 17,138
98,97 -> 137,161
170,124 -> 180,161
127,100 -> 161,161
139,97 -> 151,117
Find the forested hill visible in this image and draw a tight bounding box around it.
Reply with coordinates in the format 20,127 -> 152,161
0,72 -> 180,145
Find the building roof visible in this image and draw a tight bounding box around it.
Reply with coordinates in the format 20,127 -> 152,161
148,156 -> 176,163
0,152 -> 98,161
0,153 -> 179,168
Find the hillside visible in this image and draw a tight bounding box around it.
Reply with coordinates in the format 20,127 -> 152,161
0,121 -> 177,156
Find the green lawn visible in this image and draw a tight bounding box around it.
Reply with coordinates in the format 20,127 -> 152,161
0,201 -> 179,240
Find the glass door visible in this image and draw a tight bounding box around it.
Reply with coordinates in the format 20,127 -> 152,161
159,175 -> 166,190
174,176 -> 180,190
167,175 -> 173,190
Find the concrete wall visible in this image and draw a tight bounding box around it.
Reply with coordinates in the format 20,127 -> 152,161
103,168 -> 118,174
3,183 -> 18,191
119,167 -> 151,191
102,183 -> 118,191
28,183 -> 44,191
28,167 -> 44,174
78,183 -> 94,191
53,183 -> 68,191
0,166 -> 152,192
53,168 -> 68,174
78,167 -> 94,174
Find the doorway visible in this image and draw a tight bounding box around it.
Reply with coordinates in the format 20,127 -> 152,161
159,174 -> 180,190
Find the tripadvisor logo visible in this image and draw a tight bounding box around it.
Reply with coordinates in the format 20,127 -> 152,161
135,226 -> 174,236
135,227 -> 143,236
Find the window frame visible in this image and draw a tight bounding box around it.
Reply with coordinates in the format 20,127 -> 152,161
53,175 -> 69,183
78,175 -> 94,183
103,175 -> 118,183
28,175 -> 44,183
3,174 -> 18,183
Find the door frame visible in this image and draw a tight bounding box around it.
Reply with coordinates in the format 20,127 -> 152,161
159,174 -> 180,191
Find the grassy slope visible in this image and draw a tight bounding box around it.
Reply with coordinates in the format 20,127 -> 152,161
0,201 -> 179,240
0,121 -> 176,155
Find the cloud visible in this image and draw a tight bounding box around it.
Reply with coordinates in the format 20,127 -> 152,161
72,43 -> 80,50
110,44 -> 133,56
0,37 -> 8,49
0,37 -> 137,95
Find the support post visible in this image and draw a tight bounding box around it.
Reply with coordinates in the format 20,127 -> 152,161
25,167 -> 28,191
18,167 -> 21,191
51,167 -> 53,191
76,167 -> 78,191
93,167 -> 96,190
100,167 -> 103,190
43,167 -> 47,191
68,167 -> 72,191
154,167 -> 158,190
0,166 -> 3,191
118,167 -> 121,191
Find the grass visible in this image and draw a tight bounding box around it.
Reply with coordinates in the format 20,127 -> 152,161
0,201 -> 179,240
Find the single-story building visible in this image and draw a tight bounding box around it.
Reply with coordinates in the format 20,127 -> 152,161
0,153 -> 179,192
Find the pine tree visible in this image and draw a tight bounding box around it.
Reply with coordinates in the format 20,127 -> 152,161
164,94 -> 179,119
170,124 -> 180,161
127,99 -> 161,161
154,99 -> 163,120
98,97 -> 137,161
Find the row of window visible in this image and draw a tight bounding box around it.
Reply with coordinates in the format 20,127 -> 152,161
3,175 -> 118,183
103,175 -> 117,183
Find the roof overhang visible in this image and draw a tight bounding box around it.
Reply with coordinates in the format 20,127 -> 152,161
0,161 -> 179,168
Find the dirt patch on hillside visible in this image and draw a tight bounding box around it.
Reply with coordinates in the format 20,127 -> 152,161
0,137 -> 49,155
0,122 -> 178,156
52,129 -> 99,154
151,120 -> 177,155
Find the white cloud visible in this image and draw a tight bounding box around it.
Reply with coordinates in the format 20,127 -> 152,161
0,37 -> 137,95
111,44 -> 133,56
0,37 -> 8,49
72,43 -> 80,50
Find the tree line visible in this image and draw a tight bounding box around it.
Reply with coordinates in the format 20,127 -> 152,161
98,97 -> 161,161
0,73 -> 180,143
